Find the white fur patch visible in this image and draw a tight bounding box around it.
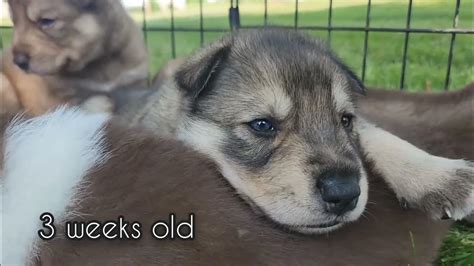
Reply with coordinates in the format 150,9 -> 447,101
1,107 -> 109,265
261,86 -> 293,120
331,76 -> 353,112
358,119 -> 456,198
177,119 -> 225,164
74,14 -> 101,39
357,118 -> 474,219
177,119 -> 255,214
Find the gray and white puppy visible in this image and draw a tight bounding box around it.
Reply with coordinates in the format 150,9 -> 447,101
132,29 -> 474,233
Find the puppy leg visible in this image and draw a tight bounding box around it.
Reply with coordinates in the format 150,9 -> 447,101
357,118 -> 474,220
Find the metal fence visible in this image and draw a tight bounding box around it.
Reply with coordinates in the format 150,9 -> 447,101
1,0 -> 473,90
139,0 -> 473,90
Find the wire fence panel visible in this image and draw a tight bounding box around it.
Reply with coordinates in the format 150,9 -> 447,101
0,0 -> 472,91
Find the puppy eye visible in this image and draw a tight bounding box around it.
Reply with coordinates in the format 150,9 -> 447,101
248,119 -> 277,136
38,18 -> 56,29
341,113 -> 354,130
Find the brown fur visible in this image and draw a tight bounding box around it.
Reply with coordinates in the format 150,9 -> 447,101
1,0 -> 148,115
34,122 -> 451,265
1,51 -> 61,115
359,83 -> 474,159
0,72 -> 21,114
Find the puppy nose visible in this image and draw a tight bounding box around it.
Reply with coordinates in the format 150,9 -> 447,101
13,53 -> 30,71
317,172 -> 360,215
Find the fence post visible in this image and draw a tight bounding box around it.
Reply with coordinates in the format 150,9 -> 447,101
444,0 -> 461,90
400,0 -> 413,90
361,0 -> 372,83
229,0 -> 240,31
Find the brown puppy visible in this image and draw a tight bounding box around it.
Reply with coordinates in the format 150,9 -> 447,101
1,0 -> 148,115
0,109 -> 453,265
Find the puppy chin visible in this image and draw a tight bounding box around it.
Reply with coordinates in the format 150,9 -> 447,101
287,182 -> 369,235
287,207 -> 365,235
293,223 -> 345,234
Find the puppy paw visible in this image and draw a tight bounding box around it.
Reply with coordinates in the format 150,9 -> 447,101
403,160 -> 474,221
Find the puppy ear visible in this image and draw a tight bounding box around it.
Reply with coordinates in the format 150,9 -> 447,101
175,37 -> 232,99
330,55 -> 366,95
340,64 -> 366,96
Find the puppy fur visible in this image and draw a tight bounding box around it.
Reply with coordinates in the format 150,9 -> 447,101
1,0 -> 148,115
2,29 -> 472,264
1,107 -> 109,265
0,108 -> 451,265
131,29 -> 473,224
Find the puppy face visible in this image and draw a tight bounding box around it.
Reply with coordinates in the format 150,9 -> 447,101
176,30 -> 368,234
8,0 -> 105,75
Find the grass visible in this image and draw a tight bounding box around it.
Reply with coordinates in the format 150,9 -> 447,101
2,0 -> 472,90
0,0 -> 473,264
437,223 -> 474,266
129,0 -> 474,91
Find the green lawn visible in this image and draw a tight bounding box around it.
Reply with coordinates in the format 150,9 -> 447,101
129,0 -> 473,91
2,0 -> 472,90
438,223 -> 474,265
0,0 -> 473,264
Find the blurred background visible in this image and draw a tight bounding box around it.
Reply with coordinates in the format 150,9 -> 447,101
1,0 -> 473,91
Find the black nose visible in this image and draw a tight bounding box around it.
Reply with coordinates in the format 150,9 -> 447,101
13,53 -> 30,71
317,170 -> 361,215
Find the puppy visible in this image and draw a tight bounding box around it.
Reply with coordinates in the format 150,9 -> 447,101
132,29 -> 473,223
2,30 -> 472,265
1,0 -> 148,115
0,107 -> 468,265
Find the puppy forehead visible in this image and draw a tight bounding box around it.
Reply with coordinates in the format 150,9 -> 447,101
251,85 -> 293,120
215,59 -> 345,122
23,0 -> 76,19
199,31 -> 356,122
332,72 -> 355,112
205,82 -> 293,122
